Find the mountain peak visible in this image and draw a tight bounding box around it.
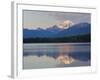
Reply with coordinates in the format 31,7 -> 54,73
70,23 -> 90,28
23,22 -> 90,38
46,25 -> 62,32
58,20 -> 73,29
47,25 -> 58,29
37,27 -> 44,31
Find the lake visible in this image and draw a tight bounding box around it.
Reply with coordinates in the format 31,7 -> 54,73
23,43 -> 90,69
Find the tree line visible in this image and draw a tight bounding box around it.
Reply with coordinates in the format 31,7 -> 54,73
23,34 -> 90,43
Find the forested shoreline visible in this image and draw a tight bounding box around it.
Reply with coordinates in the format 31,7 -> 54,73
23,34 -> 90,43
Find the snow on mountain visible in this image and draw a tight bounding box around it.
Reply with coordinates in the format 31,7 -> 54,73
23,23 -> 90,38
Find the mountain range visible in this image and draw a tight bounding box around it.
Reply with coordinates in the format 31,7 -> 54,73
23,23 -> 91,39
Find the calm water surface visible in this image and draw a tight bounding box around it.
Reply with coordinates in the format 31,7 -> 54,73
23,43 -> 90,69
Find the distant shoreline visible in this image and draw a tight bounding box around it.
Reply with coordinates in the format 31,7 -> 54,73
23,42 -> 90,44
23,34 -> 90,43
23,42 -> 90,46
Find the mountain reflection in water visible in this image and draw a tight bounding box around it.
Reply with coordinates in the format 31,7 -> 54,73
23,43 -> 90,69
57,55 -> 75,64
57,44 -> 74,64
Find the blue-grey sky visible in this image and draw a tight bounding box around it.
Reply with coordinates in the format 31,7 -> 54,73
23,10 -> 91,29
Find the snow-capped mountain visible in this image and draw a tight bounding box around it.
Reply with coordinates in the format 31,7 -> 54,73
23,23 -> 90,38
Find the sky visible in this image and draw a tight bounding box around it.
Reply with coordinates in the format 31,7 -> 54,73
23,10 -> 91,29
